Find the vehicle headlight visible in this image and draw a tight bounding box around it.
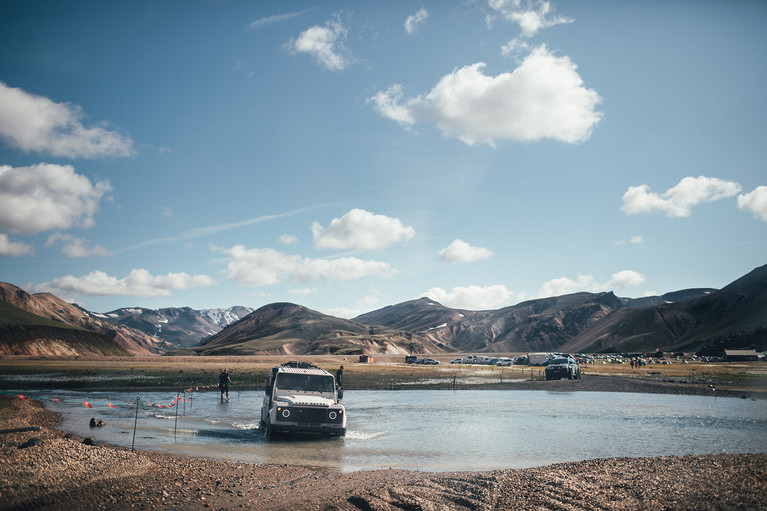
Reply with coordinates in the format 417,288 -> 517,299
281,408 -> 291,418
329,411 -> 337,420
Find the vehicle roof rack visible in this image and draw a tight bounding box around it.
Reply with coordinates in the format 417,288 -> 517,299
281,361 -> 321,370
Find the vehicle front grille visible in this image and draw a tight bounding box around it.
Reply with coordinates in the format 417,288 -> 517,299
276,406 -> 343,424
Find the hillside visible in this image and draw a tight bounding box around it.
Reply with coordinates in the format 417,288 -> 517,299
0,300 -> 131,357
185,302 -> 448,356
562,264 -> 767,354
0,283 -> 170,355
354,292 -> 625,353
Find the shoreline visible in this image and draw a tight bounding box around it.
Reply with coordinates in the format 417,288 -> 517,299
2,387 -> 766,509
4,373 -> 765,400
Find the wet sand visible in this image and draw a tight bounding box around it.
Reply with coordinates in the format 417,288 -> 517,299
1,379 -> 766,510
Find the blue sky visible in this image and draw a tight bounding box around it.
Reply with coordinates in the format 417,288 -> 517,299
1,0 -> 765,318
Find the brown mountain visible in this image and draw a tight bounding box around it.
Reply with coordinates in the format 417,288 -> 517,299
354,292 -> 625,353
185,302 -> 449,356
0,300 -> 130,357
0,282 -> 171,355
562,264 -> 767,354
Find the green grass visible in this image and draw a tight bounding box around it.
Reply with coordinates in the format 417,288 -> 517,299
0,300 -> 82,330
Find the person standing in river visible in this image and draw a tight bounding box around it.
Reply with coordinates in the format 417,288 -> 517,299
219,369 -> 232,400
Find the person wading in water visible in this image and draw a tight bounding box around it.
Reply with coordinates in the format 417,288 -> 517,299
219,369 -> 232,400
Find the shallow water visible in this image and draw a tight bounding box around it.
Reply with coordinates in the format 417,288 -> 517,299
33,389 -> 767,473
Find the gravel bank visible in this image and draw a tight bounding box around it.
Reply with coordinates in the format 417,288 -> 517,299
2,394 -> 766,510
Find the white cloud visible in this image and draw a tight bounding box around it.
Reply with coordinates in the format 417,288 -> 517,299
0,164 -> 112,235
34,269 -> 216,298
246,10 -> 307,31
615,235 -> 644,246
737,186 -> 767,222
289,16 -> 353,71
45,233 -> 112,258
421,284 -> 512,310
279,234 -> 299,245
404,8 -> 428,35
487,0 -> 573,37
369,45 -> 602,146
537,270 -> 645,298
438,239 -> 493,263
0,81 -> 133,158
621,176 -> 742,218
312,209 -> 415,251
609,270 -> 646,289
0,234 -> 34,257
217,245 -> 396,287
288,287 -> 317,296
324,306 -> 360,319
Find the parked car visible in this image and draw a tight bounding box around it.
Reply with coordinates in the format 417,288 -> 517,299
405,356 -> 420,364
420,358 -> 440,365
450,358 -> 463,364
544,357 -> 581,380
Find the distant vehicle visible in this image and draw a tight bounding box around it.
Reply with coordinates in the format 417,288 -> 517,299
513,356 -> 528,365
260,361 -> 346,438
450,358 -> 463,364
405,356 -> 420,364
420,358 -> 440,365
545,357 -> 581,380
528,353 -> 552,366
496,358 -> 513,366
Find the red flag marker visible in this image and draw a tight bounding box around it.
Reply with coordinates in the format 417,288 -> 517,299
17,394 -> 26,400
51,398 -> 62,402
108,403 -> 116,408
84,401 -> 92,408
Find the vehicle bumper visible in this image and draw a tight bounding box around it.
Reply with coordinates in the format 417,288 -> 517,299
269,423 -> 346,436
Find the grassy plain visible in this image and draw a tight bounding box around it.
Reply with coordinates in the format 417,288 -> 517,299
0,354 -> 764,396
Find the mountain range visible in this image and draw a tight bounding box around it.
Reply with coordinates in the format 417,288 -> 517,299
1,264 -> 765,357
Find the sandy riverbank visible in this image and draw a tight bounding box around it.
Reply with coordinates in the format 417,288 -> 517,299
1,391 -> 766,510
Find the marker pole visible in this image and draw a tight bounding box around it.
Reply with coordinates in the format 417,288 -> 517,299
132,397 -> 140,452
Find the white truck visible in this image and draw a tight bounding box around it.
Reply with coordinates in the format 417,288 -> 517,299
259,361 -> 346,438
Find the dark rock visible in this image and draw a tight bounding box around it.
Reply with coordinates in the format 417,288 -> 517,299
18,437 -> 42,449
89,418 -> 104,428
82,437 -> 99,446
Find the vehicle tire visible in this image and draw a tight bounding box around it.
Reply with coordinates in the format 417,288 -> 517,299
263,420 -> 272,439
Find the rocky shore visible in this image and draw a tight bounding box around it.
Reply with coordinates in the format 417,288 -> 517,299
1,387 -> 766,510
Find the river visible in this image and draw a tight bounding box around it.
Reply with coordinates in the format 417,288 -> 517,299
35,389 -> 767,473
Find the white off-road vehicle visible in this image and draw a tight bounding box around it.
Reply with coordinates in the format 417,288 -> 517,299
259,361 -> 346,438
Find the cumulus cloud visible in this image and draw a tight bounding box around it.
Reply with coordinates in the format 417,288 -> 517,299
0,234 -> 34,257
0,164 -> 112,235
289,16 -> 353,71
45,233 -> 112,258
487,0 -> 573,37
421,284 -> 512,310
537,270 -> 645,298
737,186 -> 767,222
438,239 -> 493,263
404,8 -> 428,34
34,269 -> 216,298
0,81 -> 133,158
312,209 -> 415,251
369,45 -> 602,146
621,176 -> 742,218
217,245 -> 396,287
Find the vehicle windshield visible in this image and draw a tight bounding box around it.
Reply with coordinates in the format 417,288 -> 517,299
550,358 -> 570,365
276,373 -> 335,392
